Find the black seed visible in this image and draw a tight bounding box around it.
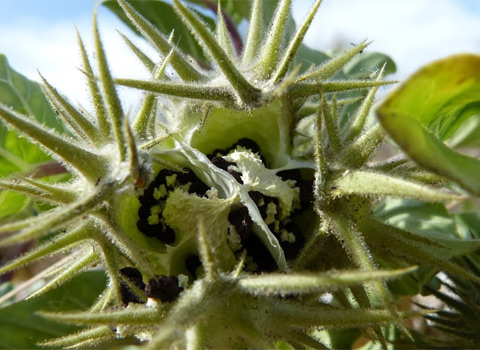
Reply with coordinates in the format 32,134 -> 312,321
136,220 -> 159,237
120,267 -> 146,289
152,169 -> 176,188
258,195 -> 279,220
136,220 -> 176,244
138,187 -> 158,207
242,233 -> 277,272
227,205 -> 278,272
161,225 -> 176,244
248,191 -> 280,221
145,275 -> 183,302
119,285 -> 141,305
185,255 -> 202,278
119,267 -> 146,306
268,223 -> 277,232
235,138 -> 262,157
228,170 -> 244,184
211,156 -> 234,171
248,191 -> 263,205
258,204 -> 268,218
136,219 -> 149,235
277,169 -> 313,212
278,222 -> 305,260
299,179 -> 315,209
137,204 -> 151,220
189,180 -> 210,197
211,156 -> 244,184
177,168 -> 209,196
175,168 -> 192,184
277,169 -> 301,182
137,167 -> 210,244
228,206 -> 253,240
209,138 -> 265,164
207,148 -> 227,159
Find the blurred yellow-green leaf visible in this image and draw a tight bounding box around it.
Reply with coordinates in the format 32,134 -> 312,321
377,54 -> 480,195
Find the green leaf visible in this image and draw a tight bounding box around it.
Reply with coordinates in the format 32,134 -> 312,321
294,44 -> 329,74
455,211 -> 480,239
0,54 -> 65,177
375,199 -> 480,258
0,55 -> 63,131
102,0 -> 215,64
185,0 -> 252,24
447,114 -> 480,148
0,271 -> 106,349
376,54 -> 480,195
0,54 -> 69,223
343,51 -> 396,78
0,192 -> 32,222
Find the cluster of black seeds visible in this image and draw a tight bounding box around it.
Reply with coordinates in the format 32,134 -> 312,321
208,138 -> 261,185
227,201 -> 305,272
119,267 -> 146,306
137,168 -> 209,244
228,206 -> 277,271
208,139 -> 314,271
185,254 -> 202,278
145,275 -> 183,302
276,169 -> 314,213
208,138 -> 265,164
210,156 -> 243,184
119,267 -> 183,305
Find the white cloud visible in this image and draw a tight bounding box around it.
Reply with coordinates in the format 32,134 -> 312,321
293,0 -> 480,81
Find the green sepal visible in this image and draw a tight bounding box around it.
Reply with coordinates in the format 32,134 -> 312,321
39,73 -> 99,143
0,225 -> 89,274
93,12 -> 127,161
239,266 -> 417,295
115,0 -> 205,82
331,170 -> 462,202
296,40 -> 370,82
115,78 -> 232,102
39,326 -> 116,349
241,0 -> 262,66
339,124 -> 384,168
0,192 -> 100,246
216,4 -> 235,58
118,31 -> 155,72
0,104 -> 107,182
27,249 -> 99,300
39,306 -> 163,325
256,0 -> 293,79
173,0 -> 260,105
272,0 -> 323,83
0,177 -> 76,205
75,27 -> 111,138
290,79 -> 395,98
268,301 -> 424,330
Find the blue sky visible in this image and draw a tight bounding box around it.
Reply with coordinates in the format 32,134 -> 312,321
1,0 -> 480,108
0,1 -> 93,20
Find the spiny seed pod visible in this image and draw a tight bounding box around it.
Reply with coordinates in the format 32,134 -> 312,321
0,0 -> 475,349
